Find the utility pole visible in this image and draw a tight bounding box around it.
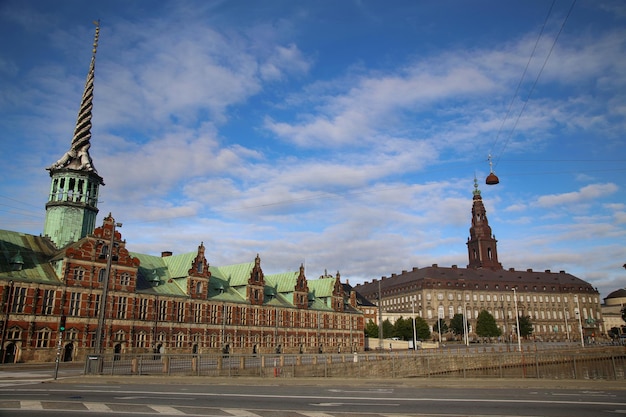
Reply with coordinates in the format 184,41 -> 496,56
377,280 -> 383,350
94,221 -> 122,356
512,288 -> 522,352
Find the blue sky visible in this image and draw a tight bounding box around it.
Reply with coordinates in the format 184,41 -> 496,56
1,0 -> 625,299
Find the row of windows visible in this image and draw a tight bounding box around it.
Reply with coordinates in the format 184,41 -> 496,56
416,305 -> 595,321
4,286 -> 359,331
72,266 -> 131,286
6,327 -> 358,350
384,293 -> 597,307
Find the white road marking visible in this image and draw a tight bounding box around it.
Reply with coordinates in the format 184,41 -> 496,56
19,400 -> 43,410
222,408 -> 264,417
149,405 -> 186,415
84,402 -> 112,412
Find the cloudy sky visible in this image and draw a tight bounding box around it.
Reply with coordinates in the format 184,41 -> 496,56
1,0 -> 624,299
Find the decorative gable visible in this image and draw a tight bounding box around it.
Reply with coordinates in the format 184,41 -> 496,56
293,263 -> 309,309
187,242 -> 211,299
332,271 -> 344,312
247,254 -> 265,305
64,215 -> 139,289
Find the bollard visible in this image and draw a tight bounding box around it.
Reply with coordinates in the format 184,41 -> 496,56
162,356 -> 169,374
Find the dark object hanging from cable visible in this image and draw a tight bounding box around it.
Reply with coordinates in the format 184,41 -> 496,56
486,154 -> 499,185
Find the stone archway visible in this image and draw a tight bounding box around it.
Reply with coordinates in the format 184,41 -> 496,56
63,342 -> 74,362
3,343 -> 16,363
114,343 -> 122,361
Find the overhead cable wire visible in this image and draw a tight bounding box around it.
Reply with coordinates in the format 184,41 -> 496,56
494,0 -> 578,169
489,0 -> 556,159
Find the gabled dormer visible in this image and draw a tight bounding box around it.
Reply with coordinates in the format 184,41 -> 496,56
64,214 -> 139,290
331,271 -> 344,312
293,263 -> 309,309
187,242 -> 211,298
247,254 -> 265,305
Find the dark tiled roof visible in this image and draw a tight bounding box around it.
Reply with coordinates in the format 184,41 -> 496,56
343,282 -> 376,307
354,264 -> 596,297
605,288 -> 626,300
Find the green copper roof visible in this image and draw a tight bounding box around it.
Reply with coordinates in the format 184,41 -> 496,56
265,271 -> 299,292
0,229 -> 61,285
210,262 -> 254,286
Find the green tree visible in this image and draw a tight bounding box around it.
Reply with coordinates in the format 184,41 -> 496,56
415,316 -> 431,340
517,315 -> 533,338
393,316 -> 413,341
476,310 -> 502,338
382,319 -> 394,338
364,320 -> 378,338
434,318 -> 448,335
450,313 -> 465,336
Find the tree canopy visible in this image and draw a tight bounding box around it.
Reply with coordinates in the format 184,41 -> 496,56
517,315 -> 533,338
476,310 -> 502,338
450,313 -> 465,336
364,320 -> 378,338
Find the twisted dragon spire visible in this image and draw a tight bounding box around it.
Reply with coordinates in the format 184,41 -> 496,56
48,20 -> 100,173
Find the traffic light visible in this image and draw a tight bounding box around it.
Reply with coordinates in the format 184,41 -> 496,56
59,315 -> 66,332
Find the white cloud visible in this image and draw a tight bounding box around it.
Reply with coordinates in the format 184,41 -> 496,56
536,183 -> 618,207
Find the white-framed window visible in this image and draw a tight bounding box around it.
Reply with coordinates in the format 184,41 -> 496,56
11,287 -> 26,313
73,267 -> 85,281
36,329 -> 51,348
116,296 -> 127,319
119,273 -> 131,286
69,292 -> 81,316
138,298 -> 148,320
42,289 -> 55,315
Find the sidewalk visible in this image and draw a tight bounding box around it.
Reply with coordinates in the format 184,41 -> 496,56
52,374 -> 626,390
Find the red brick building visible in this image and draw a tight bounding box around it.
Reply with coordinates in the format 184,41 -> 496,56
0,24 -> 364,364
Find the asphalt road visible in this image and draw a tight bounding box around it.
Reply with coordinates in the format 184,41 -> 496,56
0,374 -> 625,417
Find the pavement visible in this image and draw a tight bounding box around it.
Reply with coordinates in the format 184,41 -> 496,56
41,374 -> 626,390
1,362 -> 625,390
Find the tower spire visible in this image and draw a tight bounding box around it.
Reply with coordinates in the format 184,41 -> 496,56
466,178 -> 502,271
43,21 -> 104,248
48,20 -> 101,173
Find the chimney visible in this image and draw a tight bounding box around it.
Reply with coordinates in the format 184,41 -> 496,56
161,251 -> 173,257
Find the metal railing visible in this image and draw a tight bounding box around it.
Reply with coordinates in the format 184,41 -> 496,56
84,346 -> 626,380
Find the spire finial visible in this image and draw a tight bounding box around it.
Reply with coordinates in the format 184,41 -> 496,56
92,20 -> 100,57
485,154 -> 500,185
473,175 -> 481,196
47,20 -> 101,173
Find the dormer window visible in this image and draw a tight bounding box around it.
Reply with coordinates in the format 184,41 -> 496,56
10,251 -> 24,271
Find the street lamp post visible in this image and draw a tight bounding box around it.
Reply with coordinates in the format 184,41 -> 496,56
563,307 -> 570,342
512,288 -> 522,352
94,221 -> 122,355
411,296 -> 417,351
574,295 -> 584,348
463,306 -> 469,346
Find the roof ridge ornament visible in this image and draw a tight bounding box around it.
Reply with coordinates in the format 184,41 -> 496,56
48,20 -> 101,174
485,154 -> 500,185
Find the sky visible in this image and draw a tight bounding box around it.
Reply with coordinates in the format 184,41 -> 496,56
0,0 -> 625,300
